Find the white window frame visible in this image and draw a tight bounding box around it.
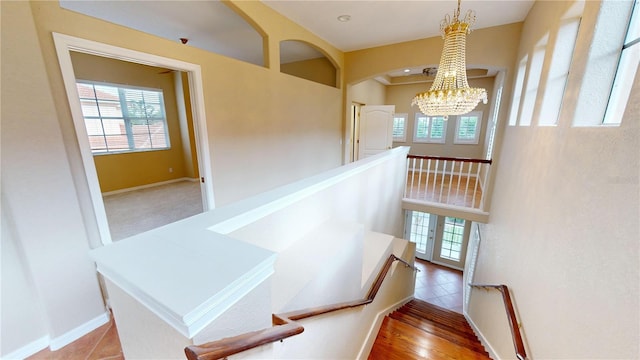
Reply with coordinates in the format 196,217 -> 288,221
77,80 -> 170,154
392,113 -> 408,142
454,111 -> 483,145
413,113 -> 446,144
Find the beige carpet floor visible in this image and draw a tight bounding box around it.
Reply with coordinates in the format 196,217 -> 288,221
103,180 -> 203,241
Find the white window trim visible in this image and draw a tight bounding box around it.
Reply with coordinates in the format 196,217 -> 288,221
454,111 -> 483,145
413,113 -> 447,144
392,113 -> 408,142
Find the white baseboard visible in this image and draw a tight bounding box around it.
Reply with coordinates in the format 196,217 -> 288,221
1,335 -> 49,360
102,177 -> 198,197
356,295 -> 414,360
49,311 -> 110,350
464,310 -> 500,360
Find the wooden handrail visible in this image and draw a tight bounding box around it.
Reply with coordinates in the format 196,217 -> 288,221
469,284 -> 527,360
185,254 -> 417,360
407,154 -> 493,164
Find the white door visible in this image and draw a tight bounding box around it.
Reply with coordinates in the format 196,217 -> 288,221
432,216 -> 470,270
404,210 -> 437,261
357,105 -> 394,160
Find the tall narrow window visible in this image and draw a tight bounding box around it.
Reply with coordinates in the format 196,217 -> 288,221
520,35 -> 548,126
454,111 -> 482,144
509,55 -> 528,126
604,0 -> 639,125
76,82 -> 170,154
414,114 -> 446,143
539,16 -> 581,126
392,113 -> 408,142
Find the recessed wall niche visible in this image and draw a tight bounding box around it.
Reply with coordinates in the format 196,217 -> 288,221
280,40 -> 338,87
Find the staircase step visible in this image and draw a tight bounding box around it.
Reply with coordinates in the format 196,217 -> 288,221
389,311 -> 489,355
400,301 -> 475,335
368,317 -> 491,360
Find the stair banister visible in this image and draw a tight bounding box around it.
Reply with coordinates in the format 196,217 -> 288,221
469,284 -> 528,360
184,254 -> 417,360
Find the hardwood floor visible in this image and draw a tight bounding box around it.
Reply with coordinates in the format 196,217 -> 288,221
368,300 -> 490,360
405,172 -> 483,209
367,260 -> 484,359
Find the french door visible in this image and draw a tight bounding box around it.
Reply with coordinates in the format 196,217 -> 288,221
405,211 -> 436,261
405,211 -> 470,270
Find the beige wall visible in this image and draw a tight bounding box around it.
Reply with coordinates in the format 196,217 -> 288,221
71,52 -> 194,192
468,1 -> 639,358
280,56 -> 337,87
349,78 -> 387,106
1,0 -> 344,355
1,1 -> 107,355
387,76 -> 495,159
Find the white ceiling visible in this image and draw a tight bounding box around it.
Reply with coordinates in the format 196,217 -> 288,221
59,0 -> 534,77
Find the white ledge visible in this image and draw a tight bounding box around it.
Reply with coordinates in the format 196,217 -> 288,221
91,229 -> 276,338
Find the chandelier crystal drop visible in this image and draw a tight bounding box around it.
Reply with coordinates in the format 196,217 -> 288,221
411,0 -> 487,119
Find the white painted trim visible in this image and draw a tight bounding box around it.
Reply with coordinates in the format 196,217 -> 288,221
49,311 -> 110,350
51,32 -> 215,246
464,310 -> 500,360
102,177 -> 198,197
1,336 -> 49,360
356,295 -> 413,360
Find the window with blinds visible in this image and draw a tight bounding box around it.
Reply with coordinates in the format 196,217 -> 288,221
454,111 -> 482,144
413,114 -> 446,143
76,81 -> 170,154
392,113 -> 408,142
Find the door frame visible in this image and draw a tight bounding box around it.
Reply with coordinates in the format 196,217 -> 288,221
53,33 -> 215,245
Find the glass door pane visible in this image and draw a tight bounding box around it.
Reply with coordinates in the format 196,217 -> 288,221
405,210 -> 435,261
432,216 -> 470,270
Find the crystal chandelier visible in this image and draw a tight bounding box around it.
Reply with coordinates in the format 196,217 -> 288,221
411,0 -> 487,119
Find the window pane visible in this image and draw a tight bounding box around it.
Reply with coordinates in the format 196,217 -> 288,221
97,99 -> 122,117
409,211 -> 430,254
458,116 -> 477,139
93,85 -> 119,101
102,119 -> 125,135
105,134 -> 129,151
430,117 -> 445,138
80,100 -> 100,117
84,118 -> 104,136
88,135 -> 107,152
416,116 -> 429,139
76,83 -> 96,98
440,217 -> 465,261
393,117 -> 405,137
